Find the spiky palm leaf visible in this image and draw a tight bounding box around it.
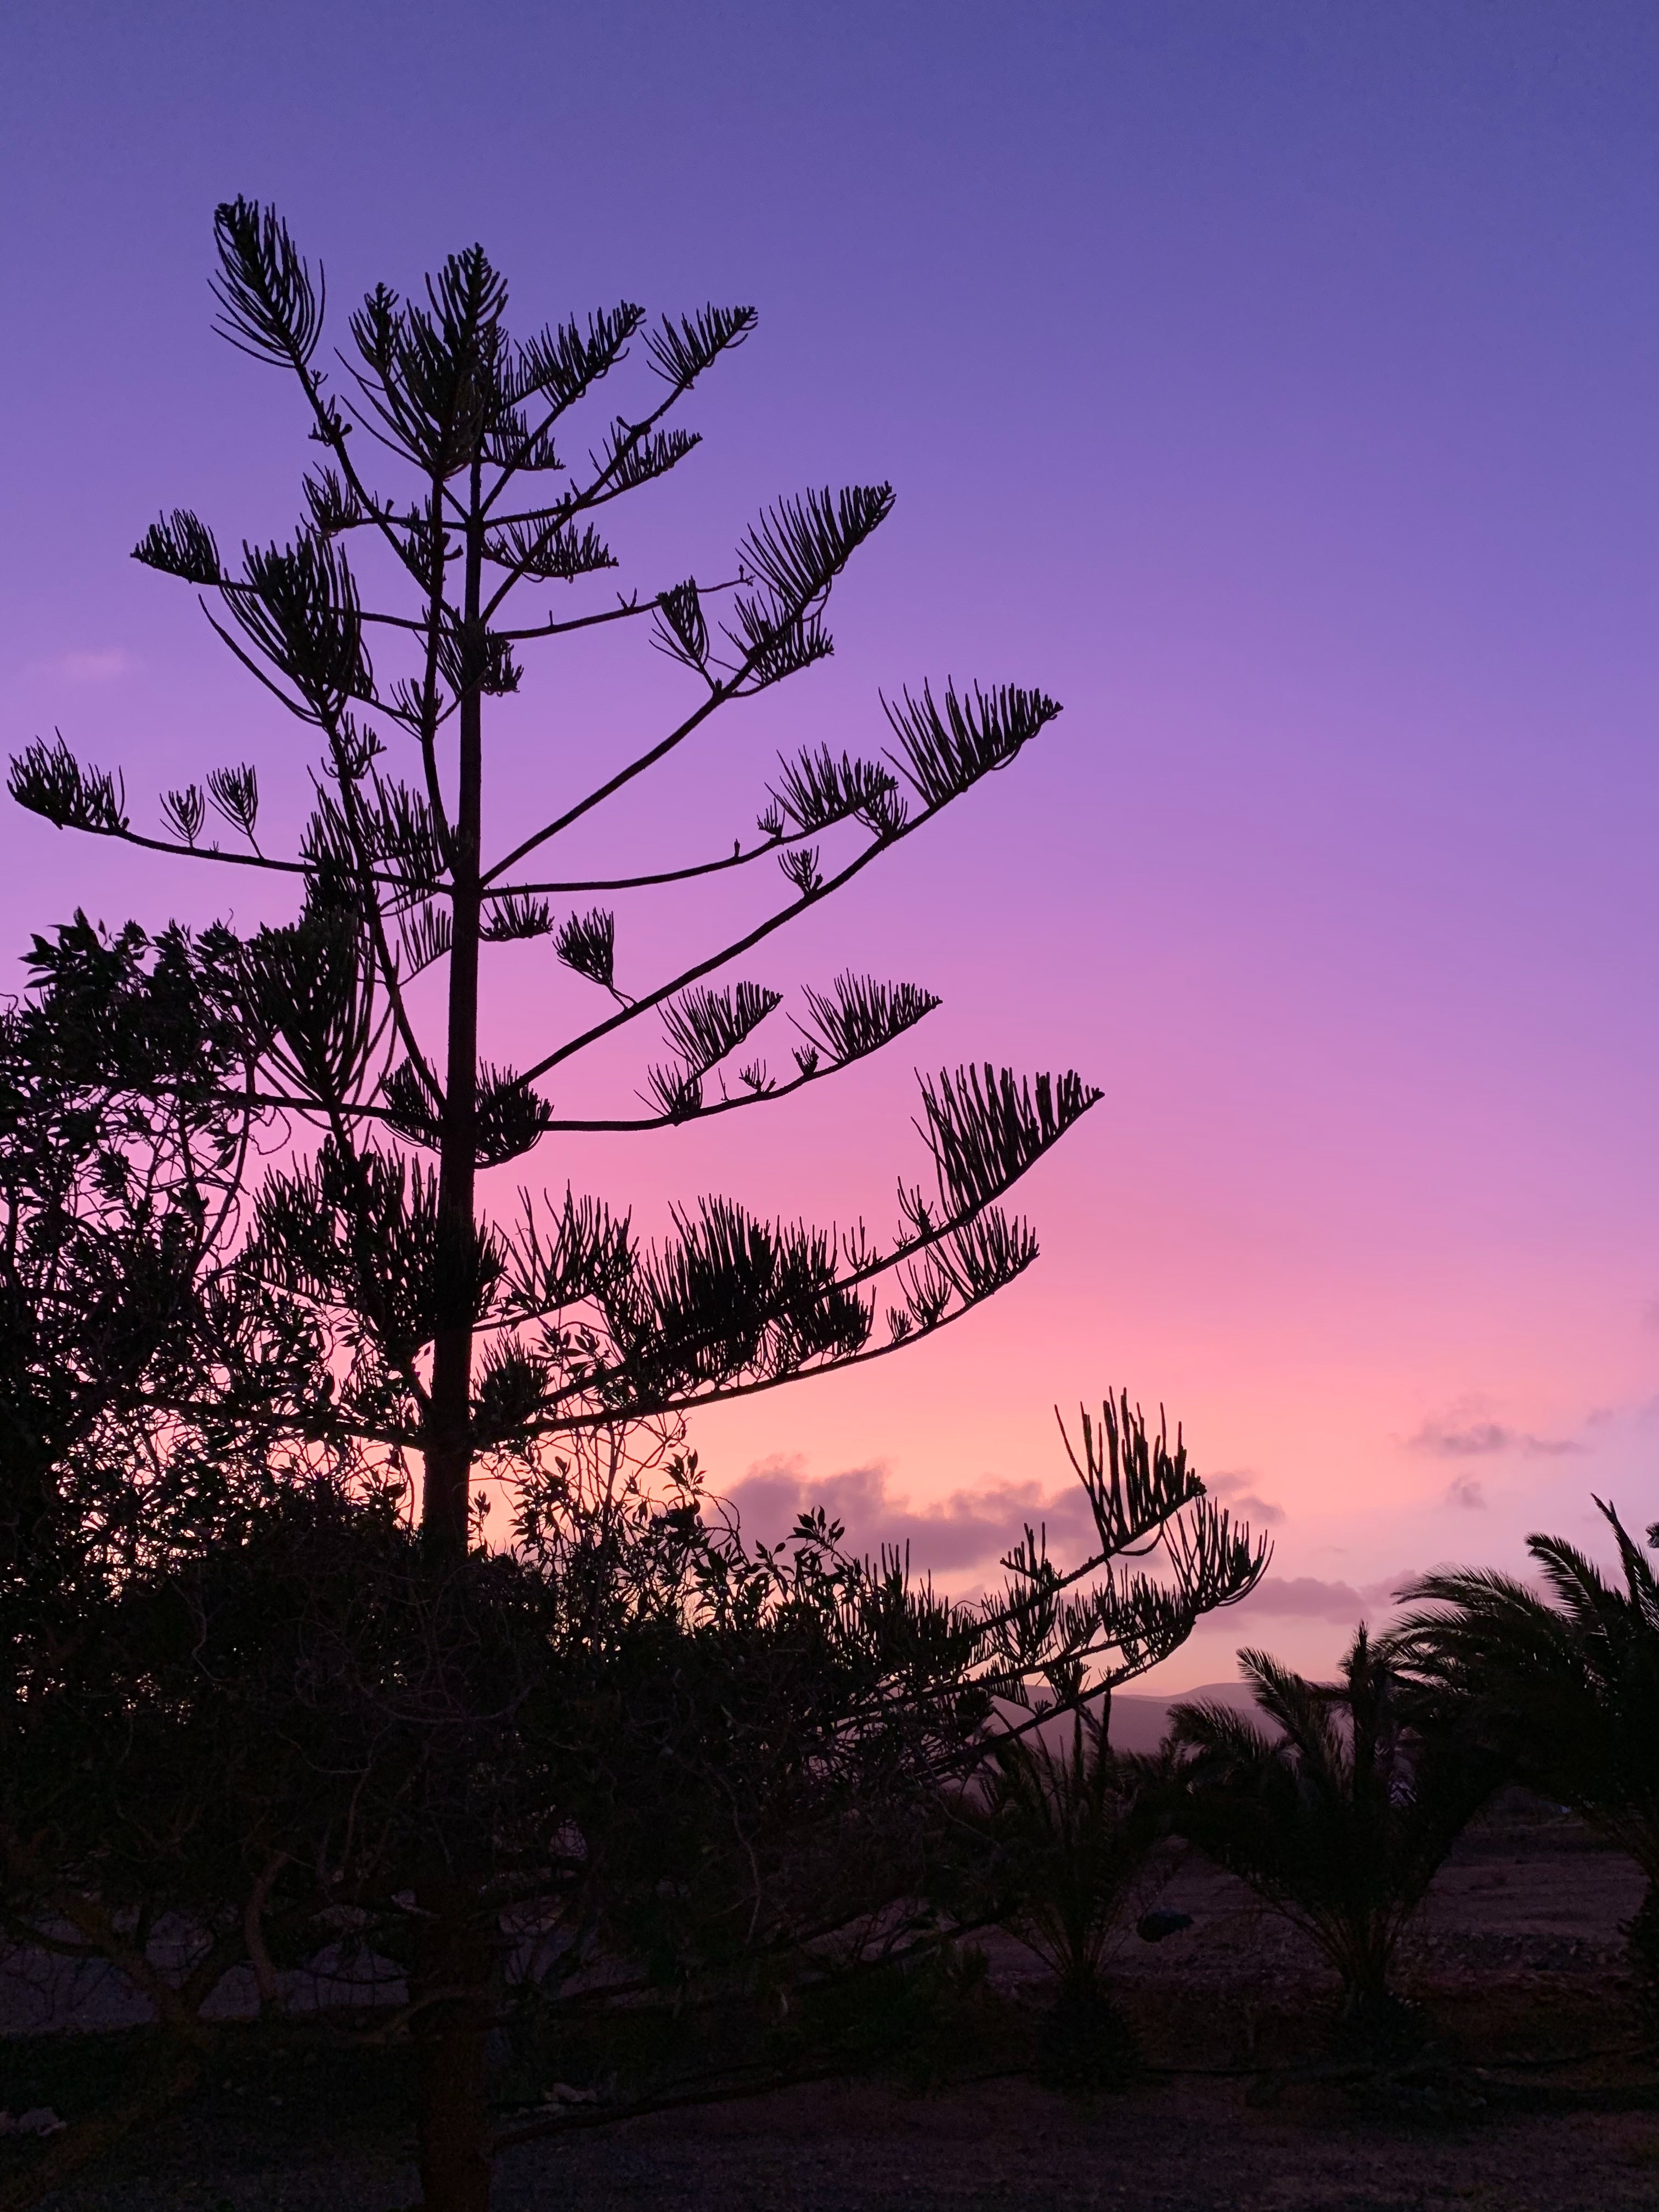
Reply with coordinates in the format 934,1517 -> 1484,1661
1391,1502 -> 1659,1980
1169,1629 -> 1500,2024
980,1704 -> 1170,1996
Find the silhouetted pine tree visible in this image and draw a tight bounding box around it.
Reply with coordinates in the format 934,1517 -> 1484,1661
9,204 -> 1267,2209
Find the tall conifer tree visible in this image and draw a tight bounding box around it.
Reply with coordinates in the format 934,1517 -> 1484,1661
10,205 -> 1266,2208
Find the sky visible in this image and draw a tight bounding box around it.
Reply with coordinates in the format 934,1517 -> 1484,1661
2,2 -> 1656,1686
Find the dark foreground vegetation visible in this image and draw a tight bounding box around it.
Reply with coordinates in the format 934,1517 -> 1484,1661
3,197 -> 1655,2209
3,1790 -> 1655,2211
2,199 -> 1265,2210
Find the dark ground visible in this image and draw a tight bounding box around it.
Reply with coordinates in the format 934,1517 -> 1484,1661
3,1796 -> 1653,2210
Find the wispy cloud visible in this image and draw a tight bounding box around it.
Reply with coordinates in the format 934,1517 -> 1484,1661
1238,1571 -> 1418,1623
1206,1470 -> 1286,1526
47,649 -> 133,685
1406,1406 -> 1582,1461
1443,1474 -> 1486,1510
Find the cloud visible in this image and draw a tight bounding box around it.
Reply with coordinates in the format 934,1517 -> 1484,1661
1238,1571 -> 1418,1623
1406,1409 -> 1582,1461
1205,1470 -> 1285,1526
1443,1475 -> 1486,1510
49,650 -> 132,685
720,1456 -> 1098,1576
723,1455 -> 1288,1576
1407,1414 -> 1510,1458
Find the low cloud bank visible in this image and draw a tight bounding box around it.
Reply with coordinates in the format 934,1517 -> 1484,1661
1407,1412 -> 1581,1460
719,1457 -> 1098,1576
719,1454 -> 1286,1585
1235,1571 -> 1419,1623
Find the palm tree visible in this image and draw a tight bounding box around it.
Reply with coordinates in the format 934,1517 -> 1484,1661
1167,1629 -> 1499,2041
977,1701 -> 1169,2083
1391,1500 -> 1659,1991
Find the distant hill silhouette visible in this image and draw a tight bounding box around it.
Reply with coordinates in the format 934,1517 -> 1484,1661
1105,1680 -> 1259,1756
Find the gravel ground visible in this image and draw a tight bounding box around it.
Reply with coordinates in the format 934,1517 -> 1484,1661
4,1800 -> 1653,2211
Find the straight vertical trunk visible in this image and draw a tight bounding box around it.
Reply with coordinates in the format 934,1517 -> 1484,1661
412,1881 -> 495,2212
416,469 -> 496,2212
424,470 -> 485,1558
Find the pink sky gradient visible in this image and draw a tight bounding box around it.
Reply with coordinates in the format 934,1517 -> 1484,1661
3,4 -> 1656,1685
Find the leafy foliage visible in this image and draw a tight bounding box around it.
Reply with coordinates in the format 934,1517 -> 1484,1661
979,1705 -> 1170,1991
1169,1629 -> 1500,2035
1391,1502 -> 1659,1988
0,912 -> 252,1569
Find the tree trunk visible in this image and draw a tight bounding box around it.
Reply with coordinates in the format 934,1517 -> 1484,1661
415,464 -> 496,2211
412,1881 -> 495,2212
424,790 -> 480,1556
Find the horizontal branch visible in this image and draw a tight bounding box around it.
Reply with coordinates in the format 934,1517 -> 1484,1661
494,822 -> 812,896
493,589 -> 699,646
521,1272 -> 1016,1435
508,802 -> 926,1087
482,676 -> 737,883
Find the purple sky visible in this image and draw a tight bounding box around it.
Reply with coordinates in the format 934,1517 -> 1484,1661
4,3 -> 1657,1683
